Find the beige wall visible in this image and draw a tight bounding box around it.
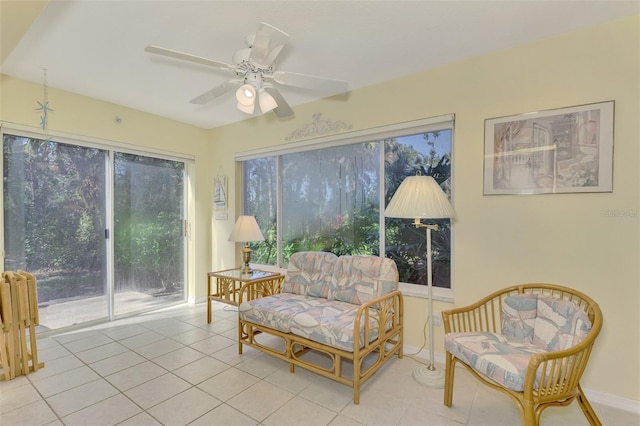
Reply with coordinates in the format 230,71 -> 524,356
0,74 -> 212,305
210,15 -> 640,403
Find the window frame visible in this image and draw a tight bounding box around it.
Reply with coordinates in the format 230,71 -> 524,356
236,115 -> 455,302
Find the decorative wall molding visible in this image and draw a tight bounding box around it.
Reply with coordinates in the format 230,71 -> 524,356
285,113 -> 352,141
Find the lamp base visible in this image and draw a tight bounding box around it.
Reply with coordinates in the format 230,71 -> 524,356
240,263 -> 252,275
413,364 -> 445,388
241,244 -> 253,275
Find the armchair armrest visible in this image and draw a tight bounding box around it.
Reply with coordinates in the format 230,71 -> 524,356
523,306 -> 602,401
353,290 -> 404,353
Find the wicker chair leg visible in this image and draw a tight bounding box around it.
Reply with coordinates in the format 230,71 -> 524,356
444,352 -> 455,407
523,401 -> 537,426
576,384 -> 602,426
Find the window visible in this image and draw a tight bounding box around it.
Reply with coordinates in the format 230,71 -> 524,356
280,142 -> 380,257
385,130 -> 452,290
239,115 -> 454,297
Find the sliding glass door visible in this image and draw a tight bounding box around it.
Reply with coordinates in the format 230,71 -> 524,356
2,133 -> 187,331
113,153 -> 185,316
3,135 -> 109,329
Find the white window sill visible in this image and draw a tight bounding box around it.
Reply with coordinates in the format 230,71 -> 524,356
399,282 -> 454,303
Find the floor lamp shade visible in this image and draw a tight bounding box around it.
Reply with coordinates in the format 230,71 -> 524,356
384,175 -> 455,220
228,215 -> 265,274
384,173 -> 455,388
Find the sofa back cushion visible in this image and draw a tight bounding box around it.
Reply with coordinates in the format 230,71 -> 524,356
501,294 -> 538,343
328,255 -> 398,305
532,296 -> 592,352
281,251 -> 338,298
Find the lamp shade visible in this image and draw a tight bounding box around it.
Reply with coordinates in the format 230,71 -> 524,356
258,88 -> 277,113
236,101 -> 255,114
228,215 -> 265,242
236,84 -> 256,106
384,175 -> 455,219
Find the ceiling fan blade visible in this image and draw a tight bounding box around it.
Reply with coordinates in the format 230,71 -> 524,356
145,45 -> 233,71
249,22 -> 289,68
264,87 -> 294,118
189,79 -> 243,104
272,71 -> 348,94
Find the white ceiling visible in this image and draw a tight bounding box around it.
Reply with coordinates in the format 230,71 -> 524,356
2,0 -> 638,129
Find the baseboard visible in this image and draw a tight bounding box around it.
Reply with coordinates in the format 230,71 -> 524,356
584,388 -> 640,414
403,344 -> 640,414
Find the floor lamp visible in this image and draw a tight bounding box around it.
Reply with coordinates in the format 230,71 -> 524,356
384,172 -> 455,388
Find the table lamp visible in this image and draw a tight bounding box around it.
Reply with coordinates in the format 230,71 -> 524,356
384,171 -> 455,388
228,215 -> 265,274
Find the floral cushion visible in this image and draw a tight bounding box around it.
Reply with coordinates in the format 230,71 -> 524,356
281,251 -> 338,298
501,294 -> 538,343
239,293 -> 330,333
532,296 -> 592,352
444,332 -> 546,391
290,301 -> 380,352
328,255 -> 398,305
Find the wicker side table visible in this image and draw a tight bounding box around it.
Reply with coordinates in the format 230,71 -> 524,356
206,268 -> 283,323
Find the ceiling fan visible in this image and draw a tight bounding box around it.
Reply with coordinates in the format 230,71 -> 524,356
145,22 -> 348,118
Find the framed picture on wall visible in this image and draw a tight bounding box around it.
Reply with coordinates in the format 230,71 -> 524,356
483,100 -> 614,195
214,175 -> 228,220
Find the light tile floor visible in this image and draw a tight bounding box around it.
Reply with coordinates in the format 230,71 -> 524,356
1,302 -> 638,426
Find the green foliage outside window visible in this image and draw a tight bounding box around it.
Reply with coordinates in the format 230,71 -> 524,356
3,135 -> 185,303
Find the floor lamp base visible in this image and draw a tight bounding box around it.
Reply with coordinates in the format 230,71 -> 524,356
413,365 -> 445,388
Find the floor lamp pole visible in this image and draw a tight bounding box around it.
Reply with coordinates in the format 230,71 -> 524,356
412,222 -> 445,388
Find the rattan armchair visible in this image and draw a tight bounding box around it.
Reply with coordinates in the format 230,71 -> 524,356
442,283 -> 603,426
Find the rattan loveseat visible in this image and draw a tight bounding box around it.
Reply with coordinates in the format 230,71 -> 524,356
237,251 -> 403,404
442,283 -> 602,425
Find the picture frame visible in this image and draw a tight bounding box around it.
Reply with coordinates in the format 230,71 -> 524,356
213,175 -> 227,220
483,100 -> 614,195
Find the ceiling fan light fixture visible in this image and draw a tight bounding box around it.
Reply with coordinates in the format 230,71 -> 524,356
236,84 -> 256,107
258,88 -> 277,113
236,101 -> 255,114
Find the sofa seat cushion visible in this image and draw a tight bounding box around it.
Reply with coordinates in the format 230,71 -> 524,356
445,332 -> 546,392
290,301 -> 380,353
239,293 -> 330,333
281,251 -> 338,298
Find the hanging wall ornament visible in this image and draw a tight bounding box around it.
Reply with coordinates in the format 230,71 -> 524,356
35,68 -> 54,139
